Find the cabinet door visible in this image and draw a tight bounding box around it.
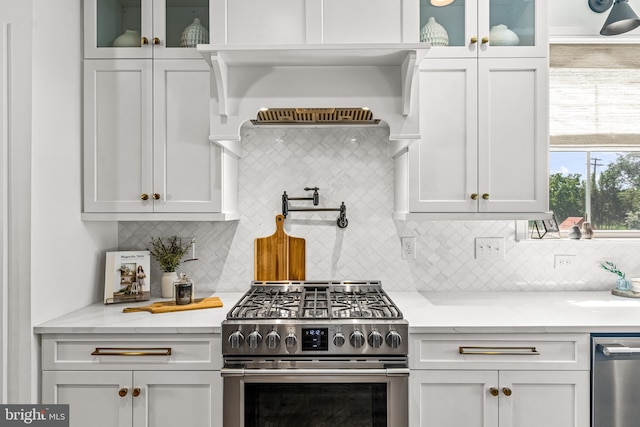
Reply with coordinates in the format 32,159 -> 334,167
84,0 -> 153,59
410,370 -> 498,427
132,371 -> 221,427
152,0 -> 210,59
84,60 -> 154,213
152,60 -> 221,213
477,57 -> 548,213
498,370 -> 590,427
42,370 -> 133,427
322,0 -> 404,43
419,0 -> 477,58
410,59 -> 478,212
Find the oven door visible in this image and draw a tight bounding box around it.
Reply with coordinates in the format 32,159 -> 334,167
222,359 -> 409,427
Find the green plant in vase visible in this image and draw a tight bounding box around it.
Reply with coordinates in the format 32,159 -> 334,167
149,236 -> 191,298
601,261 -> 631,291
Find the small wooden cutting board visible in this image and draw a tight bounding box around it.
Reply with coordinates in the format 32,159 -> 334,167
122,297 -> 223,314
254,214 -> 305,281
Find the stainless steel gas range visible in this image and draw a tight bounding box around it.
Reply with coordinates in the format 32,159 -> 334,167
221,280 -> 409,427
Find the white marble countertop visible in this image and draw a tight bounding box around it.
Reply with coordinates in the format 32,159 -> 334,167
34,290 -> 640,335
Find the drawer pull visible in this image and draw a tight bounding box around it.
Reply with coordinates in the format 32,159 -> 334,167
489,387 -> 499,397
91,347 -> 172,356
118,388 -> 128,397
132,388 -> 141,397
459,346 -> 539,355
502,387 -> 512,396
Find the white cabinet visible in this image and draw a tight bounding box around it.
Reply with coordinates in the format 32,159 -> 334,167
418,0 -> 547,58
409,333 -> 590,427
83,58 -> 238,220
40,334 -> 222,427
411,370 -> 589,427
84,0 -> 210,59
403,57 -> 548,214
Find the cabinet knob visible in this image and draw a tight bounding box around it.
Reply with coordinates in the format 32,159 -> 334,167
118,388 -> 128,397
482,193 -> 490,200
153,37 -> 161,45
141,37 -> 149,45
470,193 -> 478,200
132,388 -> 141,397
470,36 -> 478,44
153,193 -> 161,200
502,387 -> 512,396
482,37 -> 489,44
489,387 -> 499,397
140,193 -> 149,201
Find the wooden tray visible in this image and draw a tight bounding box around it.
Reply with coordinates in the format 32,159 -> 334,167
611,288 -> 640,298
122,297 -> 223,314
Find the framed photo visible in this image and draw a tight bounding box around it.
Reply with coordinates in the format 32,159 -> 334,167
530,214 -> 560,239
104,251 -> 151,304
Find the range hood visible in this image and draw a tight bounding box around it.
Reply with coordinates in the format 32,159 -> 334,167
251,107 -> 380,126
197,43 -> 430,156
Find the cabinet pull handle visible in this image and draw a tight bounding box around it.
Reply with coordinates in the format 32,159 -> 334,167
470,193 -> 478,200
118,388 -> 128,397
502,387 -> 512,396
141,37 -> 149,45
153,37 -> 161,45
482,193 -> 490,200
482,36 -> 489,44
459,346 -> 540,355
132,388 -> 141,397
140,193 -> 149,201
91,347 -> 172,356
489,387 -> 499,397
470,36 -> 478,44
153,193 -> 161,200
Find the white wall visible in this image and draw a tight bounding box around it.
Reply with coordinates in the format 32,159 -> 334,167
31,1 -> 117,325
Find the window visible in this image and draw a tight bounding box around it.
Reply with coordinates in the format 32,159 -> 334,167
549,45 -> 640,236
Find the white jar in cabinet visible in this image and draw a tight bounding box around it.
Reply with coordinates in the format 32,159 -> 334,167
82,59 -> 238,219
395,57 -> 548,215
84,0 -> 211,59
418,0 -> 547,58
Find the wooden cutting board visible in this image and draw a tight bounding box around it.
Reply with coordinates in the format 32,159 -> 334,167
122,297 -> 223,314
254,214 -> 305,281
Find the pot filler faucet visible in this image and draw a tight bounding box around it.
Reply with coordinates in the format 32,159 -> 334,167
282,187 -> 348,228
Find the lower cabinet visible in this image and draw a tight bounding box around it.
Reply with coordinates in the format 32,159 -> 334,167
409,333 -> 590,427
40,334 -> 222,427
42,370 -> 221,427
410,369 -> 589,427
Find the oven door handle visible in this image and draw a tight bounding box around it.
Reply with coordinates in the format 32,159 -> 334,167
221,368 -> 410,377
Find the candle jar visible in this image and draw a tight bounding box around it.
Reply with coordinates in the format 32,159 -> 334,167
174,273 -> 194,305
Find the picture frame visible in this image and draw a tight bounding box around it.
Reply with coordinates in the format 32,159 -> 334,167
530,214 -> 560,239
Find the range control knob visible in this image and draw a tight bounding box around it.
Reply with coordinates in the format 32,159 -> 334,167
265,331 -> 281,349
386,330 -> 402,349
284,333 -> 297,349
228,331 -> 245,349
368,330 -> 384,348
247,330 -> 263,349
350,330 -> 366,348
333,332 -> 346,347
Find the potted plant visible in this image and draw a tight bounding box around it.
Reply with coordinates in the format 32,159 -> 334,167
149,236 -> 191,298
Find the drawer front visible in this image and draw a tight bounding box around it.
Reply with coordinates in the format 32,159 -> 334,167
410,333 -> 590,370
42,334 -> 222,371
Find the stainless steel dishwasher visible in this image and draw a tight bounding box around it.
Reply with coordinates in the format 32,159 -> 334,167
592,336 -> 640,427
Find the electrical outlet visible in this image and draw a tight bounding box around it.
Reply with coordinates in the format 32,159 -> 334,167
554,254 -> 576,269
475,237 -> 505,260
401,237 -> 416,259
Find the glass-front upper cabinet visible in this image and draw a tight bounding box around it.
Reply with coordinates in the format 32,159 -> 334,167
419,0 -> 547,58
84,0 -> 210,59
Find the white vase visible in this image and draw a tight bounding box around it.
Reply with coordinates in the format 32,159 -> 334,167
180,18 -> 209,48
489,24 -> 520,46
420,17 -> 449,46
112,29 -> 141,47
161,271 -> 178,298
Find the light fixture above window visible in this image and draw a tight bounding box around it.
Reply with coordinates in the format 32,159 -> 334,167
431,0 -> 455,6
589,0 -> 640,35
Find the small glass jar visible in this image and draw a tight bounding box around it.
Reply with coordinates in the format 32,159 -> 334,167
174,272 -> 194,305
616,276 -> 631,292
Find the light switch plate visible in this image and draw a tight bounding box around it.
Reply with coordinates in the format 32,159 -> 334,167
475,237 -> 505,260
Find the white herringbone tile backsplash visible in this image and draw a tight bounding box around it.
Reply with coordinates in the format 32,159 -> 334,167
119,127 -> 640,294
